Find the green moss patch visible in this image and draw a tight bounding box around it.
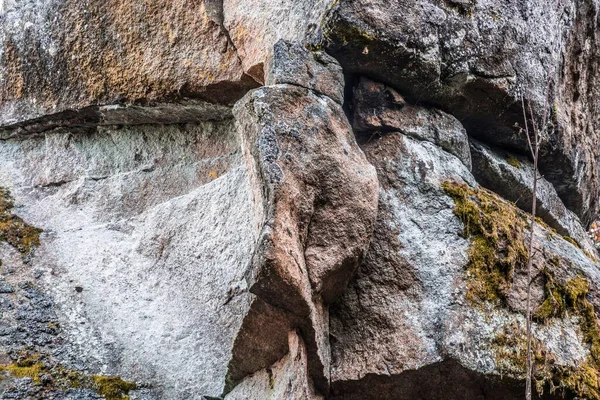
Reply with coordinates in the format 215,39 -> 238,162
536,272 -> 600,398
563,235 -> 581,249
443,181 -> 600,399
492,322 -> 600,400
0,354 -> 137,400
442,181 -> 528,305
506,155 -> 521,169
0,187 -> 42,256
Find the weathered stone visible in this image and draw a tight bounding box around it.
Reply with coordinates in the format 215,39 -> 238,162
222,0 -> 331,83
235,83 -> 379,306
330,130 -> 600,399
0,101 -> 233,140
232,83 -> 379,392
352,77 -> 471,168
0,283 -> 14,294
470,139 -> 597,258
0,1 -> 599,398
0,0 -> 258,130
0,120 -> 258,398
323,0 -> 600,224
226,331 -> 323,400
266,40 -> 345,104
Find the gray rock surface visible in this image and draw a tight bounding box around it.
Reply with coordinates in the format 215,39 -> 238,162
0,121 -> 258,399
223,0 -> 331,82
331,129 -> 600,399
352,77 -> 472,168
470,139 -> 598,257
323,0 -> 600,225
0,2 -> 599,399
266,40 -> 345,104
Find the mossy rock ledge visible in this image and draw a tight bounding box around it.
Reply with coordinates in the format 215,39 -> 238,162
443,180 -> 600,400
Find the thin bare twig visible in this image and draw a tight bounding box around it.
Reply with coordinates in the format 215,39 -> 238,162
523,92 -> 538,400
524,10 -> 565,399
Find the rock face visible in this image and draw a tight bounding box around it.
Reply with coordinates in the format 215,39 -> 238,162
470,140 -> 597,257
0,0 -> 258,130
0,1 -> 599,400
323,0 -> 600,226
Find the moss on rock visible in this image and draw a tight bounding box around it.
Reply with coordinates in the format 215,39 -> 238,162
0,354 -> 137,400
506,155 -> 521,169
443,180 -> 600,399
492,322 -> 600,400
441,181 -> 528,305
0,187 -> 42,256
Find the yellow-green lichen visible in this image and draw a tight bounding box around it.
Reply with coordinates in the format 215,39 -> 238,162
563,235 -> 582,249
506,155 -> 521,168
492,323 -> 552,380
536,274 -> 600,367
530,270 -> 600,398
0,355 -> 137,400
443,180 -> 600,398
0,187 -> 42,256
0,357 -> 45,385
442,181 -> 528,305
91,375 -> 138,400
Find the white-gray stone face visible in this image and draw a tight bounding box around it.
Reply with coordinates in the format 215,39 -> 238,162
0,122 -> 259,399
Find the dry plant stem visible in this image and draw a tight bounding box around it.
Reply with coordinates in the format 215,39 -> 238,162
523,16 -> 563,398
523,93 -> 541,400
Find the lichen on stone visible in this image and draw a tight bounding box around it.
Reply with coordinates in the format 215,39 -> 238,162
0,187 -> 42,256
443,180 -> 600,398
441,181 -> 528,305
506,155 -> 521,168
0,352 -> 138,400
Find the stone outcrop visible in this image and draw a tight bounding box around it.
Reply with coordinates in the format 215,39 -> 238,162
0,1 -> 599,399
470,140 -> 597,257
323,0 -> 600,226
0,0 -> 258,131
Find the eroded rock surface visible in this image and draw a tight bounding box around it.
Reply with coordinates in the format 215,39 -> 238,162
331,128 -> 600,400
323,0 -> 600,225
0,0 -> 258,130
229,78 -> 378,393
0,121 -> 259,399
0,1 -> 599,399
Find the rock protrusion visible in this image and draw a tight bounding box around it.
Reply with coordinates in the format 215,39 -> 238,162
230,74 -> 378,392
266,40 -> 345,104
470,139 -> 598,258
352,77 -> 471,168
323,0 -> 600,225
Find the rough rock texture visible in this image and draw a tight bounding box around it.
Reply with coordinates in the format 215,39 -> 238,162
223,0 -> 331,83
230,81 -> 378,393
470,139 -> 597,257
225,331 -> 323,400
0,121 -> 259,399
266,40 -> 345,105
352,77 -> 472,168
323,0 -> 600,225
0,0 -> 259,130
0,1 -> 599,399
331,129 -> 600,400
